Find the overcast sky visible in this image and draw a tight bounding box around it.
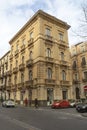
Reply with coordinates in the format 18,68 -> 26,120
0,0 -> 87,58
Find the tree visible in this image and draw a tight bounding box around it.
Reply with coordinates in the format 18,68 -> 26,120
72,3 -> 87,40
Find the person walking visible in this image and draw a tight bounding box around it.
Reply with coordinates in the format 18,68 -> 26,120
35,98 -> 38,108
24,98 -> 28,107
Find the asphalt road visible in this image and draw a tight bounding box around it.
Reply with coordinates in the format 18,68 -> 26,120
0,106 -> 87,130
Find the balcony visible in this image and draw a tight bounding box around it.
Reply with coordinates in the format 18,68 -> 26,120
7,70 -> 12,76
6,86 -> 11,91
11,84 -> 17,91
28,38 -> 34,47
58,40 -> 68,48
8,81 -> 12,87
19,63 -> 25,71
45,57 -> 54,63
15,50 -> 19,56
60,80 -> 70,86
25,80 -> 33,87
60,60 -> 68,67
10,54 -> 13,60
17,82 -> 25,89
45,35 -> 53,45
81,62 -> 86,68
13,67 -> 18,74
45,79 -> 55,85
73,79 -> 80,84
4,72 -> 7,77
0,73 -> 4,78
26,59 -> 33,67
21,44 -> 25,52
82,78 -> 87,82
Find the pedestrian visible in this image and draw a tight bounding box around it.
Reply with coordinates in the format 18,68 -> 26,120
35,98 -> 38,108
24,98 -> 28,107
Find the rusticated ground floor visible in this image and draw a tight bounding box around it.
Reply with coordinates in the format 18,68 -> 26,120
0,85 -> 73,106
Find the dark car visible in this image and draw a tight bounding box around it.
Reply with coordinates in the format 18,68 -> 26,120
76,103 -> 87,112
51,100 -> 70,109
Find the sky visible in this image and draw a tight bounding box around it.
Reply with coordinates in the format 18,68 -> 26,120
0,0 -> 87,58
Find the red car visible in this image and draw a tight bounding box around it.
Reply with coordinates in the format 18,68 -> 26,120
51,100 -> 70,109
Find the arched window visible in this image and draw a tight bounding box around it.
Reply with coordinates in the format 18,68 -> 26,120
16,60 -> 18,67
30,51 -> 32,59
47,68 -> 52,79
22,56 -> 24,64
47,48 -> 51,57
72,61 -> 77,69
62,70 -> 66,80
61,52 -> 64,60
81,57 -> 86,66
29,70 -> 32,80
14,75 -> 17,84
21,73 -> 24,83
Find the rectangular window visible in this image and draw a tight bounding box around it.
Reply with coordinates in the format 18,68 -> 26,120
75,73 -> 78,80
30,32 -> 33,39
45,28 -> 51,36
22,39 -> 25,45
81,45 -> 85,52
16,44 -> 19,50
59,33 -> 63,41
84,72 -> 87,79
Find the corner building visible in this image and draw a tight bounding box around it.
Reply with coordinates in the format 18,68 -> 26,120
9,10 -> 72,106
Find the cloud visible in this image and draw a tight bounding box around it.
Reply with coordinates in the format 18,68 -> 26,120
0,0 -> 87,57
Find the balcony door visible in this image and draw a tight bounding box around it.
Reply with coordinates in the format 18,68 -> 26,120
62,90 -> 67,100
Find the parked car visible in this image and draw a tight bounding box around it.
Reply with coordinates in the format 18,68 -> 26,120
70,101 -> 76,107
70,100 -> 82,108
76,103 -> 87,112
2,99 -> 15,107
51,100 -> 70,109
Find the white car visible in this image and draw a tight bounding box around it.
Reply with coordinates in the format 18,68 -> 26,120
2,100 -> 15,107
70,102 -> 76,107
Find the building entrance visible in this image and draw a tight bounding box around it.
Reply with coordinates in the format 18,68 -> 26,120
47,88 -> 53,105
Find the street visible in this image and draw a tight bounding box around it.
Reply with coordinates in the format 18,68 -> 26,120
0,106 -> 87,130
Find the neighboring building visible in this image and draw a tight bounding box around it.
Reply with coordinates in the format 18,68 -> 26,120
0,10 -> 72,106
0,51 -> 10,101
71,41 -> 87,100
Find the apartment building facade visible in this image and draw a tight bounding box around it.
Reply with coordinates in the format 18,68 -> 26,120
0,10 -> 72,106
0,51 -> 11,101
71,41 -> 87,100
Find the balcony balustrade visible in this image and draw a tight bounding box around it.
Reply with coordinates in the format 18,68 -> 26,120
19,63 -> 25,71
10,54 -> 13,60
73,79 -> 80,84
45,57 -> 54,63
21,44 -> 25,52
28,38 -> 34,47
15,50 -> 19,56
45,35 -> 53,45
81,62 -> 86,68
25,80 -> 33,87
17,82 -> 25,89
60,60 -> 68,66
0,73 -> 4,78
8,82 -> 13,87
82,78 -> 87,82
7,70 -> 12,76
45,79 -> 55,85
60,80 -> 70,86
13,67 -> 18,74
26,59 -> 33,67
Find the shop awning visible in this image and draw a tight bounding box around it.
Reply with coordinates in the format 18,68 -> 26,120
84,86 -> 87,91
